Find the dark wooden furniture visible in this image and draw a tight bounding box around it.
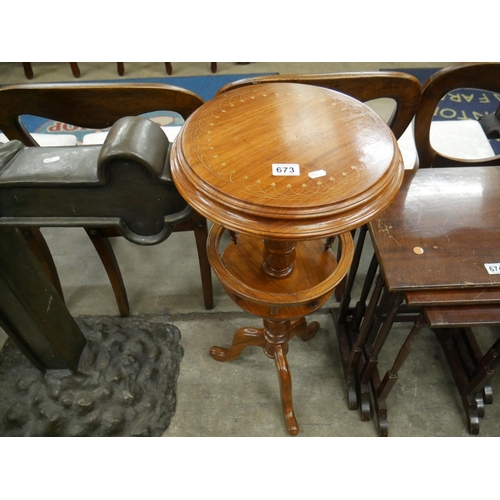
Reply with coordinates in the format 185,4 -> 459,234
171,82 -> 404,435
23,63 -> 80,79
335,166 -> 500,435
0,82 -> 214,315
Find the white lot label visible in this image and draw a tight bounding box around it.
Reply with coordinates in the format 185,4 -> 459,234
43,156 -> 60,164
272,164 -> 300,176
308,170 -> 326,179
484,263 -> 500,275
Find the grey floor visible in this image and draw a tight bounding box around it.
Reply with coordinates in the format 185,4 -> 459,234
1,61 -> 499,437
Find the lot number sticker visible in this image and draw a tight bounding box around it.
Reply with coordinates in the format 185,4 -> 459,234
272,164 -> 300,176
485,263 -> 500,275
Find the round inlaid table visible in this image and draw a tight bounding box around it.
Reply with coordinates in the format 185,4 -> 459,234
171,82 -> 404,435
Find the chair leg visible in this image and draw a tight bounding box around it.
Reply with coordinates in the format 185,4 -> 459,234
165,63 -> 173,75
191,211 -> 214,310
69,63 -> 80,78
22,226 -> 64,300
22,63 -> 34,79
211,62 -> 217,73
117,63 -> 125,76
85,228 -> 129,317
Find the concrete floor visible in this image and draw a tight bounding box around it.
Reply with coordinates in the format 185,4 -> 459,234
1,61 -> 499,437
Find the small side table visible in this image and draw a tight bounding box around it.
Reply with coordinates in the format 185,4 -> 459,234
171,82 -> 404,435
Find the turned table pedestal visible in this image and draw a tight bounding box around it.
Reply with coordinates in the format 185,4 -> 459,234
171,82 -> 404,435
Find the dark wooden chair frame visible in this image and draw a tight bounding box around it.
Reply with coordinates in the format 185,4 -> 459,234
0,82 -> 214,315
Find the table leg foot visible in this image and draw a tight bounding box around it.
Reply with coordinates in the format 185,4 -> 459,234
210,327 -> 266,362
370,365 -> 389,436
291,318 -> 320,342
274,344 -> 299,436
210,317 -> 318,435
483,384 -> 493,405
464,395 -> 480,435
359,383 -> 372,421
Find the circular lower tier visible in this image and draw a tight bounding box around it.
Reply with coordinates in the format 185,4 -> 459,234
207,224 -> 354,319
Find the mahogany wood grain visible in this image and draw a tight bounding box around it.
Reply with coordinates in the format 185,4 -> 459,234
406,288 -> 500,307
218,71 -> 421,295
340,165 -> 500,435
208,226 -> 354,319
171,82 -> 404,435
216,72 -> 421,142
218,72 -> 421,304
369,167 -> 500,291
173,82 -> 404,240
425,304 -> 500,327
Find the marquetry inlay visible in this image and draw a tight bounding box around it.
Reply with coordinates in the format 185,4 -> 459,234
171,82 -> 404,239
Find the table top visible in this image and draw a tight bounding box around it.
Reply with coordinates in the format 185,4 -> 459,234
369,166 -> 500,291
171,82 -> 403,240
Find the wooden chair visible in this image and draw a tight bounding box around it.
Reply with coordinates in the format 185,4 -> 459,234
216,72 -> 422,329
0,82 -> 214,315
414,62 -> 500,168
23,63 -> 80,79
339,63 -> 500,435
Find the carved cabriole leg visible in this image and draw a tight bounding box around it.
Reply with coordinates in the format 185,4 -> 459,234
274,344 -> 299,436
210,316 -> 319,436
263,318 -> 299,436
291,317 -> 320,342
209,326 -> 266,362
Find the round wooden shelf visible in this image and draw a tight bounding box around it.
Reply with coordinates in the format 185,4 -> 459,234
207,225 -> 354,320
171,82 -> 404,240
